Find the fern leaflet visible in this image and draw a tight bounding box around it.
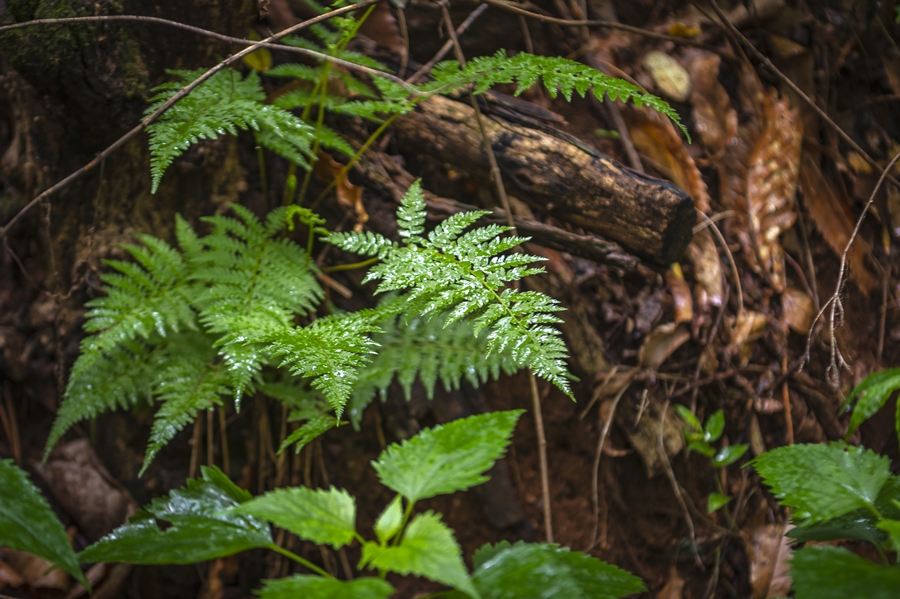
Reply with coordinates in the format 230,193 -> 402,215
328,180 -> 573,397
146,69 -> 315,193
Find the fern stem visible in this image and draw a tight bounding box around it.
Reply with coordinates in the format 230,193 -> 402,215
323,257 -> 379,272
529,370 -> 553,543
311,112 -> 401,210
257,146 -> 268,202
267,543 -> 332,578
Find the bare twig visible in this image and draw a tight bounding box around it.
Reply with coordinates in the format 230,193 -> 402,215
0,1 -> 381,240
479,0 -> 722,51
659,399 -> 703,568
707,0 -> 900,193
697,211 -> 744,317
587,379 -> 630,550
406,4 -> 488,84
802,151 -> 900,384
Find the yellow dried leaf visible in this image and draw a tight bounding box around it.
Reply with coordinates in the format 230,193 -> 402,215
627,108 -> 711,213
643,51 -> 692,102
685,50 -> 737,160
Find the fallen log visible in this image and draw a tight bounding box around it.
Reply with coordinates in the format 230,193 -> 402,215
391,95 -> 695,266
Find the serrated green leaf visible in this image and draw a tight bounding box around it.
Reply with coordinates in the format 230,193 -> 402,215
257,575 -> 394,599
230,486 -> 356,549
361,511 -> 478,598
791,546 -> 900,599
713,444 -> 748,468
843,367 -> 900,439
704,409 -> 725,442
448,541 -> 645,599
788,476 -> 900,544
706,492 -> 731,514
79,466 -> 271,564
753,442 -> 891,524
0,460 -> 88,588
373,410 -> 523,503
374,495 -> 404,545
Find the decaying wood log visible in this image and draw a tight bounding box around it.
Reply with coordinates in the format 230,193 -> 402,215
391,95 -> 696,266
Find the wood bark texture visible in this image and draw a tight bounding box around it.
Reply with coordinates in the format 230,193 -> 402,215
392,95 -> 696,266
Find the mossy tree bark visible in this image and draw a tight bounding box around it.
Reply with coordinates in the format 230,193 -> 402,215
1,0 -> 256,289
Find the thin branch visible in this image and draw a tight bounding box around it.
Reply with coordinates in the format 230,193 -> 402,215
406,4 -> 488,84
0,1 -> 381,240
706,0 -> 900,193
802,150 -> 900,384
587,378 -> 630,551
480,0 -> 722,52
659,399 -> 703,568
0,13 -> 416,93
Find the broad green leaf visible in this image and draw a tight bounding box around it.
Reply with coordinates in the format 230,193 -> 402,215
446,541 -> 645,599
374,495 -> 404,545
257,574 -> 394,599
752,442 -> 891,524
788,476 -> 900,544
713,444 -> 748,468
361,511 -> 478,598
373,410 -> 523,503
230,486 -> 356,549
843,367 -> 900,439
674,404 -> 701,432
0,460 -> 88,588
707,492 -> 732,514
791,546 -> 900,599
79,466 -> 271,564
704,409 -> 725,442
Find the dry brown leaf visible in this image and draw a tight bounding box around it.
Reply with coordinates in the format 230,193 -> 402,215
684,50 -> 737,161
798,153 -> 877,293
746,93 -> 802,291
666,263 -> 693,325
313,151 -> 368,231
781,286 -> 814,334
638,323 -> 691,371
749,411 -> 767,456
719,73 -> 802,291
0,557 -> 25,590
4,549 -> 69,591
36,439 -> 137,543
357,2 -> 402,54
656,565 -> 685,599
729,310 -> 769,366
626,107 -> 711,213
643,51 -> 691,102
741,513 -> 793,599
685,228 -> 724,311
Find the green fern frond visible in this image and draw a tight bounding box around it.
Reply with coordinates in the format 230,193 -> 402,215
190,205 -> 323,404
262,314 -> 381,417
425,51 -> 688,139
142,333 -> 231,474
146,69 -> 315,192
349,309 -> 521,426
82,235 -> 197,357
327,181 -> 573,397
272,89 -> 347,112
46,339 -> 157,455
334,78 -> 417,122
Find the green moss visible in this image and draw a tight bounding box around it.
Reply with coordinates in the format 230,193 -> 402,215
117,32 -> 149,100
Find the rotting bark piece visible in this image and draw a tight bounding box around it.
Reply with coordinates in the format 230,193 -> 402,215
391,95 -> 696,266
